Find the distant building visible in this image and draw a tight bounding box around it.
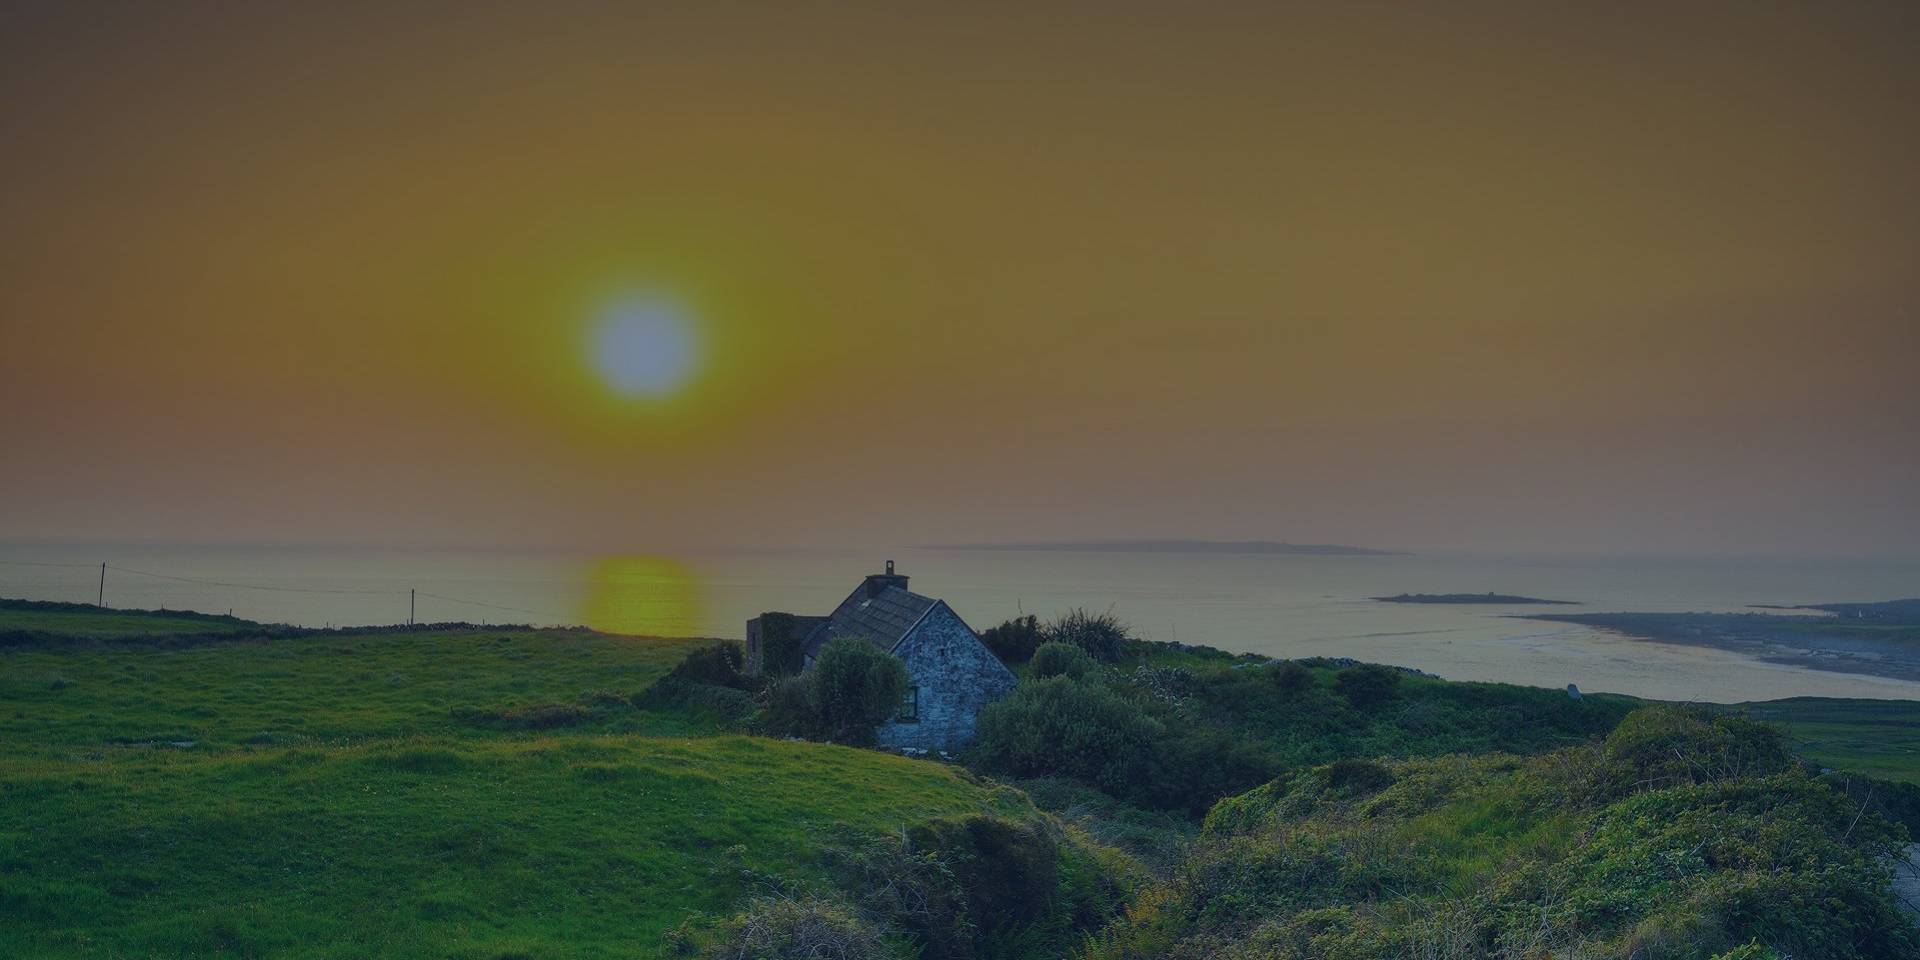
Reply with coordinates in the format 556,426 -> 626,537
746,561 -> 1017,753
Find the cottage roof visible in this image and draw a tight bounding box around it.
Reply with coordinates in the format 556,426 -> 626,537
803,585 -> 939,658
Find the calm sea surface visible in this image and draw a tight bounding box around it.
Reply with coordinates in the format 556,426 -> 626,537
5,542 -> 1918,703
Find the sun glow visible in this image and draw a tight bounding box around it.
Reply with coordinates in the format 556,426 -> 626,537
588,296 -> 700,398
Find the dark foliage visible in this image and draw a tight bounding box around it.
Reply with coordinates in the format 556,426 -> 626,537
1092,712 -> 1920,960
660,642 -> 747,689
756,637 -> 910,746
1266,661 -> 1314,692
972,677 -> 1163,798
980,615 -> 1044,664
971,677 -> 1278,815
1029,641 -> 1095,680
638,642 -> 754,722
1333,663 -> 1401,710
1044,609 -> 1131,662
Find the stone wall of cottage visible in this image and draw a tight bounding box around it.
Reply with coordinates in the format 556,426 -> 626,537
875,603 -> 1017,754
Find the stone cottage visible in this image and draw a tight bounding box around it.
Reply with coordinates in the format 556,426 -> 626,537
745,562 -> 1017,753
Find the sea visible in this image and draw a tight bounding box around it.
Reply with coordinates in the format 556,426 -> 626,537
4,541 -> 1918,704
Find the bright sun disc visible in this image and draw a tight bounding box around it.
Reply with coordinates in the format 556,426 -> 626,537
589,297 -> 699,398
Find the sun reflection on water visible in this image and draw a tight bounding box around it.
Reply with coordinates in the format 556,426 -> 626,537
580,555 -> 705,637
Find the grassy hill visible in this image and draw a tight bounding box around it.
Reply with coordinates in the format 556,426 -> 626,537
0,597 -> 259,639
1088,709 -> 1920,960
8,601 -> 1918,959
0,608 -> 1060,959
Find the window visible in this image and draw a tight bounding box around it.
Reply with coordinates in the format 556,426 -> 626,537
897,685 -> 920,723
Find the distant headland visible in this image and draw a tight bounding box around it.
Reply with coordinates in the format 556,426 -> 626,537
932,539 -> 1405,556
1374,592 -> 1577,605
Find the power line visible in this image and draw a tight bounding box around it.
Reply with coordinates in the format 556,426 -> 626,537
4,557 -> 574,624
104,564 -> 404,596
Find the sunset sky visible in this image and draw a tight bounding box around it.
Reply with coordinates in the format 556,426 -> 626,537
2,2 -> 1915,556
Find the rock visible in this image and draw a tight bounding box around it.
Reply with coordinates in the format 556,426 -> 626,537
1566,683 -> 1582,700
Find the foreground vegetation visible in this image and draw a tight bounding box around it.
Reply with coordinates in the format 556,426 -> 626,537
0,605 -> 1122,959
5,599 -> 1918,959
1088,709 -> 1919,960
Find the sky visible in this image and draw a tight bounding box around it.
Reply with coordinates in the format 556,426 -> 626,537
1,1 -> 1916,557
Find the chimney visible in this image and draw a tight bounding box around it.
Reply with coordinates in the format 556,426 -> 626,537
863,559 -> 910,598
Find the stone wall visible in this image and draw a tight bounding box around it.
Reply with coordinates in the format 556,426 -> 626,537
875,602 -> 1018,754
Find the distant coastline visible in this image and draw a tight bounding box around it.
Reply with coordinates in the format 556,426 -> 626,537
1374,592 -> 1576,605
1526,600 -> 1920,684
931,539 -> 1405,556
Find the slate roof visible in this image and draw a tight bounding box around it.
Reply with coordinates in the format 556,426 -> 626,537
802,585 -> 938,659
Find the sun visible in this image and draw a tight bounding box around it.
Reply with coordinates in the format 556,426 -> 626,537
587,295 -> 700,398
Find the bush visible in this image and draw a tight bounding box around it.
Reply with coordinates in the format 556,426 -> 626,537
907,815 -> 1060,928
661,642 -> 747,689
972,677 -> 1163,799
1334,664 -> 1401,710
1044,609 -> 1130,662
810,637 -> 913,745
1267,662 -> 1313,692
980,615 -> 1043,664
758,676 -> 819,739
828,831 -> 973,960
1598,706 -> 1792,796
757,638 -> 911,746
1029,642 -> 1095,680
702,895 -> 891,960
1324,759 -> 1395,797
639,643 -> 754,722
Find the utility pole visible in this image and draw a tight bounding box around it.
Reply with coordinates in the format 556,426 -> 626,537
98,563 -> 106,608
410,589 -> 416,628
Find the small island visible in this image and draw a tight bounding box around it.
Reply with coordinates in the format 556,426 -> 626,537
1373,592 -> 1578,605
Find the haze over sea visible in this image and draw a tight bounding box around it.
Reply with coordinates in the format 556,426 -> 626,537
5,541 -> 1917,704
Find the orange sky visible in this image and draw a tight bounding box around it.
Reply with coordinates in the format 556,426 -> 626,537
2,2 -> 1916,555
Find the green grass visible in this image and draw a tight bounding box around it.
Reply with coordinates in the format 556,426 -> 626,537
1,628 -> 710,751
0,735 -> 1027,959
0,608 -> 1038,959
0,599 -> 257,638
1729,697 -> 1920,783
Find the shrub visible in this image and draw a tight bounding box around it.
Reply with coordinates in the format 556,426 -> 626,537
1266,661 -> 1313,692
1029,641 -> 1095,680
808,637 -> 913,745
639,642 -> 753,722
980,615 -> 1044,664
702,895 -> 891,960
972,677 -> 1163,799
660,642 -> 747,689
758,676 -> 820,739
907,815 -> 1060,929
1598,706 -> 1792,796
1044,609 -> 1130,662
827,831 -> 973,960
1324,759 -> 1395,797
756,638 -> 911,745
1142,727 -> 1281,816
1334,664 -> 1401,710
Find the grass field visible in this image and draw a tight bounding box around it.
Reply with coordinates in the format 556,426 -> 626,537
0,599 -> 257,639
0,609 -> 1038,959
8,600 -> 1919,958
1733,696 -> 1920,784
1,627 -> 711,749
